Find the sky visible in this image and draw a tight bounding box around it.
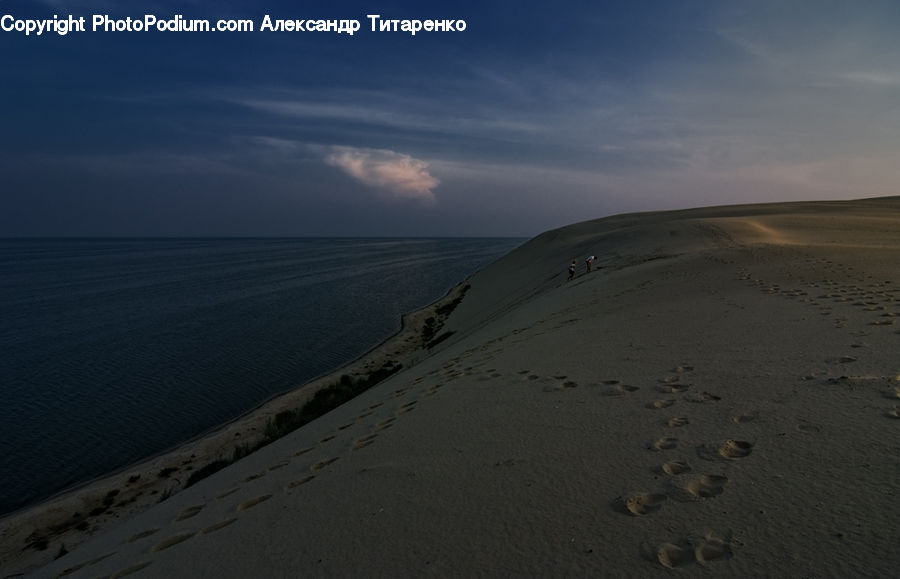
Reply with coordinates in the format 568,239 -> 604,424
2,0 -> 899,237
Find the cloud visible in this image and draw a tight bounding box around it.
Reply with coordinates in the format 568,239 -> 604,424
325,146 -> 439,203
840,70 -> 900,87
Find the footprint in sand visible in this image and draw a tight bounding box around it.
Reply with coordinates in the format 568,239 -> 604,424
601,381 -> 639,395
237,494 -> 272,512
150,532 -> 195,552
174,505 -> 204,522
57,553 -> 118,577
656,542 -> 694,568
216,488 -> 240,499
655,531 -> 732,568
694,532 -> 733,565
657,383 -> 690,394
661,460 -> 692,475
424,384 -> 444,396
540,377 -> 579,391
665,474 -> 728,502
285,475 -> 316,490
887,407 -> 900,419
717,439 -> 754,459
399,400 -> 418,414
619,492 -> 667,516
732,412 -> 758,424
352,434 -> 378,450
684,391 -> 721,403
374,417 -> 396,431
649,399 -> 676,409
666,417 -> 690,428
128,529 -> 159,543
650,437 -> 678,451
310,458 -> 339,471
200,518 -> 237,535
697,439 -> 754,461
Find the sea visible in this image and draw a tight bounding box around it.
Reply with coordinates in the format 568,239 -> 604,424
0,238 -> 522,516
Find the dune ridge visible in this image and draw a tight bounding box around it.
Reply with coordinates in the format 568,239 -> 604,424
11,197 -> 900,577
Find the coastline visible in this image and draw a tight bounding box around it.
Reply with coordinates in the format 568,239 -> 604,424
10,196 -> 900,577
0,275 -> 477,575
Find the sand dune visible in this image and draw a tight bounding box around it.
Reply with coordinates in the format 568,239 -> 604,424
9,197 -> 900,577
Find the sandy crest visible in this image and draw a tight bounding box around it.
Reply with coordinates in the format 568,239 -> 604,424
21,197 -> 900,577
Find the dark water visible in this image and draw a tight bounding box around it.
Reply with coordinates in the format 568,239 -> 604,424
0,238 -> 522,515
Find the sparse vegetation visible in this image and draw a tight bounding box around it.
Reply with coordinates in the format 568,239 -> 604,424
232,442 -> 254,461
435,284 -> 469,316
157,467 -> 177,478
184,360 -> 403,488
185,459 -> 231,487
426,331 -> 455,349
421,284 -> 469,348
25,530 -> 49,551
422,316 -> 437,344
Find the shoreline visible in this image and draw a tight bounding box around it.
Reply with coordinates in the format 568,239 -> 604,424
0,275 -> 476,574
11,196 -> 900,577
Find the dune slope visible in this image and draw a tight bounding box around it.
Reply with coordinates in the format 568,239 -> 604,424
27,197 -> 900,577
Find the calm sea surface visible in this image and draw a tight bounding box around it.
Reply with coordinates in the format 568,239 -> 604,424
0,238 -> 522,515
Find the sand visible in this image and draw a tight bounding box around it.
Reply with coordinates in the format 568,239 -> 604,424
5,197 -> 900,577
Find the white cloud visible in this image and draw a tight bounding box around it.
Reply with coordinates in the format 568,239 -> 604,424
325,146 -> 439,203
841,71 -> 900,87
228,92 -> 545,143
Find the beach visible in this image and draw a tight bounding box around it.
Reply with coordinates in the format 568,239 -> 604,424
6,197 -> 900,577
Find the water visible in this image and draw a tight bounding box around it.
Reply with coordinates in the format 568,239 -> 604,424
0,238 -> 522,515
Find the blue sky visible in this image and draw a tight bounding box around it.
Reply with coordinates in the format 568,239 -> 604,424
2,0 -> 899,236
